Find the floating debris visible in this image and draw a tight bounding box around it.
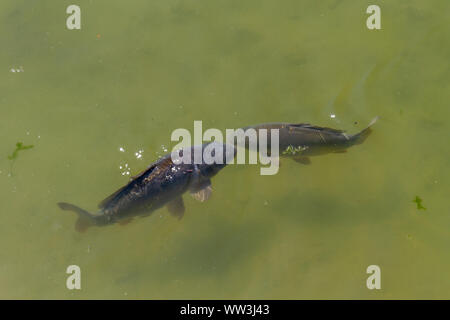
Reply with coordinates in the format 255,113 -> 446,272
8,142 -> 34,160
10,66 -> 24,73
282,145 -> 308,156
7,142 -> 34,176
413,196 -> 426,210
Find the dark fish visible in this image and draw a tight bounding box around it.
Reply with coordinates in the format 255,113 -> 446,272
241,117 -> 378,164
58,142 -> 235,232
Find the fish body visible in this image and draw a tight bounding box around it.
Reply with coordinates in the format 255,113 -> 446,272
58,142 -> 235,231
241,117 -> 378,161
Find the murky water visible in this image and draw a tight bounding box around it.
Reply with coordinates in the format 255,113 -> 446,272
0,0 -> 449,299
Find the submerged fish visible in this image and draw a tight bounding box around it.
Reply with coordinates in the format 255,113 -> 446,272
241,117 -> 378,164
58,142 -> 235,232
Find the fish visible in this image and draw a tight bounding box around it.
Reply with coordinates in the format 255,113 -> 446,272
58,142 -> 235,232
240,117 -> 378,164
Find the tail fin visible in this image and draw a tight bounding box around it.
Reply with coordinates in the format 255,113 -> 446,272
57,202 -> 97,233
351,116 -> 379,145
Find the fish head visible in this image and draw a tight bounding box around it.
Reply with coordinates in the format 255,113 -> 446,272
195,142 -> 236,178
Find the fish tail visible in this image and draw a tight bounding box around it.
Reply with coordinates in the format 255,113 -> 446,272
351,116 -> 379,145
57,202 -> 98,232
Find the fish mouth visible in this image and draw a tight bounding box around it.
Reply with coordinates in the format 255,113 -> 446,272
205,142 -> 236,165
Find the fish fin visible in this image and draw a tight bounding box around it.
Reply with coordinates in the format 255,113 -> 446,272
191,185 -> 213,202
367,116 -> 379,127
289,122 -> 311,127
293,156 -> 311,165
129,169 -> 150,181
97,184 -> 130,209
98,157 -> 173,209
167,197 -> 185,220
75,218 -> 91,233
189,178 -> 212,202
190,177 -> 211,190
118,217 -> 133,226
97,166 -> 156,209
129,156 -> 173,181
288,123 -> 346,134
57,202 -> 96,232
351,116 -> 379,145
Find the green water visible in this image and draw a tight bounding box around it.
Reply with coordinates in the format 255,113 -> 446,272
0,0 -> 449,299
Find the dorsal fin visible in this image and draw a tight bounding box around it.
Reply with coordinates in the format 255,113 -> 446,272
97,156 -> 173,209
288,123 -> 346,134
97,184 -> 131,209
289,123 -> 311,127
167,196 -> 185,220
